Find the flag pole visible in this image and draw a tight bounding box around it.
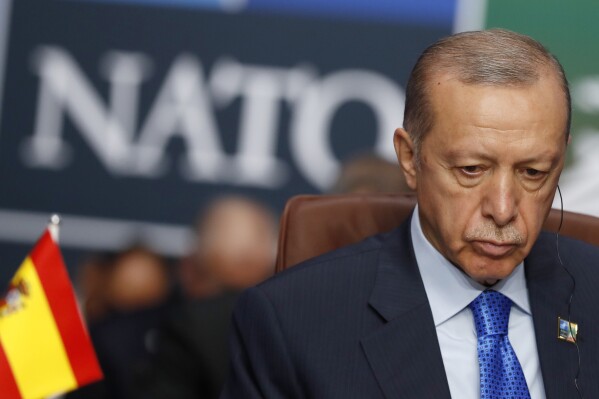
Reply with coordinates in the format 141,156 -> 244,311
48,214 -> 61,243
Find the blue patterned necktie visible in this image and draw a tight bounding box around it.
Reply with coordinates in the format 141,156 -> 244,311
469,290 -> 531,399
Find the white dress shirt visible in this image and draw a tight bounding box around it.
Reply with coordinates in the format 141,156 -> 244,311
410,206 -> 546,398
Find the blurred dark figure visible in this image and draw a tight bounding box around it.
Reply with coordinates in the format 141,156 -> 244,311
68,246 -> 173,399
76,252 -> 114,324
332,152 -> 411,193
176,253 -> 222,300
145,196 -> 277,399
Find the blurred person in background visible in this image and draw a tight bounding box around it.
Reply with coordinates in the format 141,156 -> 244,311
193,196 -> 278,292
331,152 -> 411,194
144,196 -> 278,399
68,245 -> 174,399
75,252 -> 114,324
104,245 -> 171,312
176,252 -> 222,300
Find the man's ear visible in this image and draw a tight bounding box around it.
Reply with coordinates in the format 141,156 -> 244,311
393,128 -> 418,190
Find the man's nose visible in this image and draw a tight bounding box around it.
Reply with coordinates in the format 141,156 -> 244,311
481,171 -> 519,227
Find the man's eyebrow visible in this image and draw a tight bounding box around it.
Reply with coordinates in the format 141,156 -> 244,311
443,150 -> 561,164
443,150 -> 492,161
513,146 -> 565,164
515,153 -> 563,166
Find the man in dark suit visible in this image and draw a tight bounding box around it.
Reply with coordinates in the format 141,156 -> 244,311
221,29 -> 599,398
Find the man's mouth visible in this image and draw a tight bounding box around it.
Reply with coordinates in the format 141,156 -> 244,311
471,240 -> 518,258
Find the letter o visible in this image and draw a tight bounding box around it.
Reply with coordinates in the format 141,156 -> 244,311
290,69 -> 404,190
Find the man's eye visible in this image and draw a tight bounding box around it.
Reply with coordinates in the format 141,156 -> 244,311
523,168 -> 546,179
460,165 -> 483,175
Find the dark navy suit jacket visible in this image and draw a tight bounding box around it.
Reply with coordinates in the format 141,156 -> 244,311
221,219 -> 599,398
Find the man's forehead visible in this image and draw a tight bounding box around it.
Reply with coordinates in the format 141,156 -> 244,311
427,71 -> 567,124
420,74 -> 569,159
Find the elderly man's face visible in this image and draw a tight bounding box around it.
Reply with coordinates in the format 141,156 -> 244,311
395,72 -> 568,285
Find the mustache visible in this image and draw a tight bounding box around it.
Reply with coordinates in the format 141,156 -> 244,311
464,222 -> 525,245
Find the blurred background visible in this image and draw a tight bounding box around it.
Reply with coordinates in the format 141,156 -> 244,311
1,0 -> 599,397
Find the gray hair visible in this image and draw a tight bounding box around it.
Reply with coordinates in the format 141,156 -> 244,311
403,28 -> 571,163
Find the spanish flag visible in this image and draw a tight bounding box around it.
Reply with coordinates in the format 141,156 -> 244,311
0,223 -> 103,399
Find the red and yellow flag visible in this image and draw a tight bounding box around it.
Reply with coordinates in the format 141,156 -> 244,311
0,229 -> 103,399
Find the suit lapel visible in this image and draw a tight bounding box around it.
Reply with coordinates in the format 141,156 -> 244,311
526,234 -> 581,399
361,220 -> 452,399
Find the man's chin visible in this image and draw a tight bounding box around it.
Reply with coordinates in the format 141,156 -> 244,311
470,272 -> 510,286
460,257 -> 521,286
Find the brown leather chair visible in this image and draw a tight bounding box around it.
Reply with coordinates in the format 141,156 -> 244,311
276,193 -> 599,272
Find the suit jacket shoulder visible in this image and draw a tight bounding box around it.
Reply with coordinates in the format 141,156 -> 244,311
221,219 -> 452,399
256,229 -> 390,307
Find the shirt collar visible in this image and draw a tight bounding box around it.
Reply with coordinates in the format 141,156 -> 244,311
410,205 -> 531,327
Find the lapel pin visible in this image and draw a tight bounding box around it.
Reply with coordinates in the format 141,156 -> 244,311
557,316 -> 578,344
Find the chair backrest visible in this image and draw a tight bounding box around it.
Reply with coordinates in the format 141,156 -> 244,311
275,193 -> 599,272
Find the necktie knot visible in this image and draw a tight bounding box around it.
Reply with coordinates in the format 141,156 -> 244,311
469,289 -> 512,337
